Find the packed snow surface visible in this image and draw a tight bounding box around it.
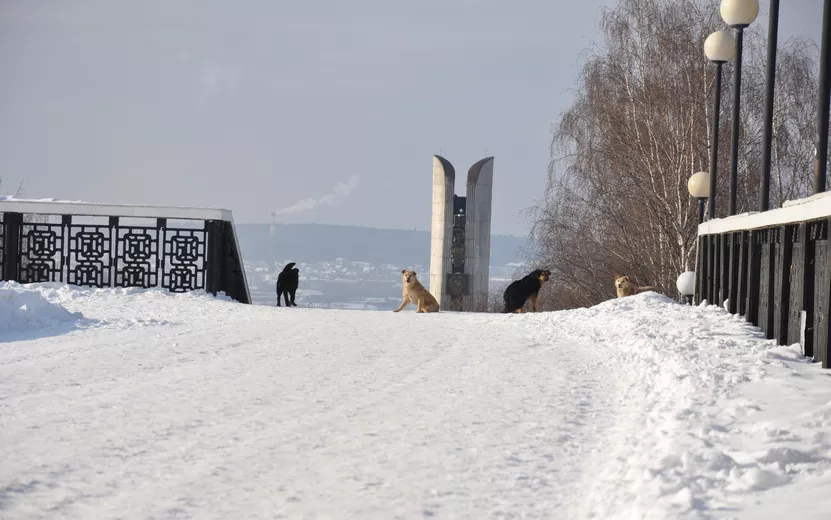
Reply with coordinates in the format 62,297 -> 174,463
1,284 -> 830,519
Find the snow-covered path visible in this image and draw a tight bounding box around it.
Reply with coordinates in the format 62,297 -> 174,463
2,284 -> 831,519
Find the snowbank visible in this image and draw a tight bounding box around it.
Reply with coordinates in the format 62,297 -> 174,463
0,282 -> 86,336
0,283 -> 233,339
525,292 -> 831,518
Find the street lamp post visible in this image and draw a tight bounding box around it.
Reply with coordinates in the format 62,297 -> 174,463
759,0 -> 781,211
815,0 -> 831,194
704,30 -> 735,220
689,171 -> 711,303
720,0 -> 759,216
688,171 -> 711,224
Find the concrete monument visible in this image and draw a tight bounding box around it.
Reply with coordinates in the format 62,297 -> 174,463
429,155 -> 494,311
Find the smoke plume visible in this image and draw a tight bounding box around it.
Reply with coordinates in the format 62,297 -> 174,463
274,175 -> 360,215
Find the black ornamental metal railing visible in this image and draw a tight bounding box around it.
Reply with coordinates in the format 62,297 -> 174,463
0,200 -> 250,304
695,192 -> 831,368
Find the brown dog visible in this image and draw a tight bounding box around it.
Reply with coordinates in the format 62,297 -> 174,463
394,270 -> 440,313
613,274 -> 655,298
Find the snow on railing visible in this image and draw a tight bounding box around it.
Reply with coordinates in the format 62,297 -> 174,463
0,196 -> 234,221
698,191 -> 831,235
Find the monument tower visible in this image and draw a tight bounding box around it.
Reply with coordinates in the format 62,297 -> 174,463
429,155 -> 494,311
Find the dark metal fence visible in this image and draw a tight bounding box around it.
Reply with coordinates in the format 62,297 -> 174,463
695,194 -> 831,368
0,201 -> 250,304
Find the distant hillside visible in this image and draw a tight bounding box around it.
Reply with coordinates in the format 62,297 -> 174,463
235,223 -> 531,266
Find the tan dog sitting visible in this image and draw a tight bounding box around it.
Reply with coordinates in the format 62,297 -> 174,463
614,273 -> 655,298
393,270 -> 440,313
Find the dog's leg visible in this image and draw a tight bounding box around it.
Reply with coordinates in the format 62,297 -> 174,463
290,289 -> 297,306
276,289 -> 282,307
519,306 -> 525,313
283,291 -> 291,307
416,297 -> 425,313
531,293 -> 538,312
393,298 -> 409,312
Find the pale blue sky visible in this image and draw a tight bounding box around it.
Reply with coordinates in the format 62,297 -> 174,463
0,0 -> 822,235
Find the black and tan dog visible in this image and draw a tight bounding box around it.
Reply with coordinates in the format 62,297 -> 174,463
502,269 -> 551,313
276,262 -> 300,307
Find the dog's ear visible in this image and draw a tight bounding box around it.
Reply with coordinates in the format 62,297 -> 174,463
612,272 -> 620,279
412,271 -> 417,276
401,269 -> 406,274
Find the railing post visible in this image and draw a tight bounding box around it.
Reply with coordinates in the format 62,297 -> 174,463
108,216 -> 118,287
205,219 -> 250,304
696,235 -> 708,305
720,234 -> 730,307
759,228 -> 778,339
205,220 -> 224,296
814,219 -> 831,367
746,229 -> 762,325
802,222 -> 820,358
157,218 -> 166,286
789,223 -> 812,353
60,214 -> 70,285
774,225 -> 794,345
728,232 -> 740,314
711,234 -> 720,305
2,212 -> 22,282
222,220 -> 251,304
736,230 -> 749,316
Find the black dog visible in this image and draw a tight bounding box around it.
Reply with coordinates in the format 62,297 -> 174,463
276,262 -> 300,307
502,269 -> 551,313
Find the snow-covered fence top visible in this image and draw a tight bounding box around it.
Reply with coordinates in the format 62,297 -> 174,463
697,191 -> 831,235
694,191 -> 830,369
0,199 -> 250,304
0,198 -> 234,222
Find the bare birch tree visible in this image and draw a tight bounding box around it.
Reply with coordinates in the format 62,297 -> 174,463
531,0 -> 819,309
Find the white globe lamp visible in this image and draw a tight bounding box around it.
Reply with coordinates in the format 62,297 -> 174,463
676,271 -> 696,305
720,0 -> 759,28
689,171 -> 710,224
704,30 -> 735,64
688,171 -> 711,199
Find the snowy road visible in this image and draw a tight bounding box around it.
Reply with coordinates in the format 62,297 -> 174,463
2,284 -> 831,519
